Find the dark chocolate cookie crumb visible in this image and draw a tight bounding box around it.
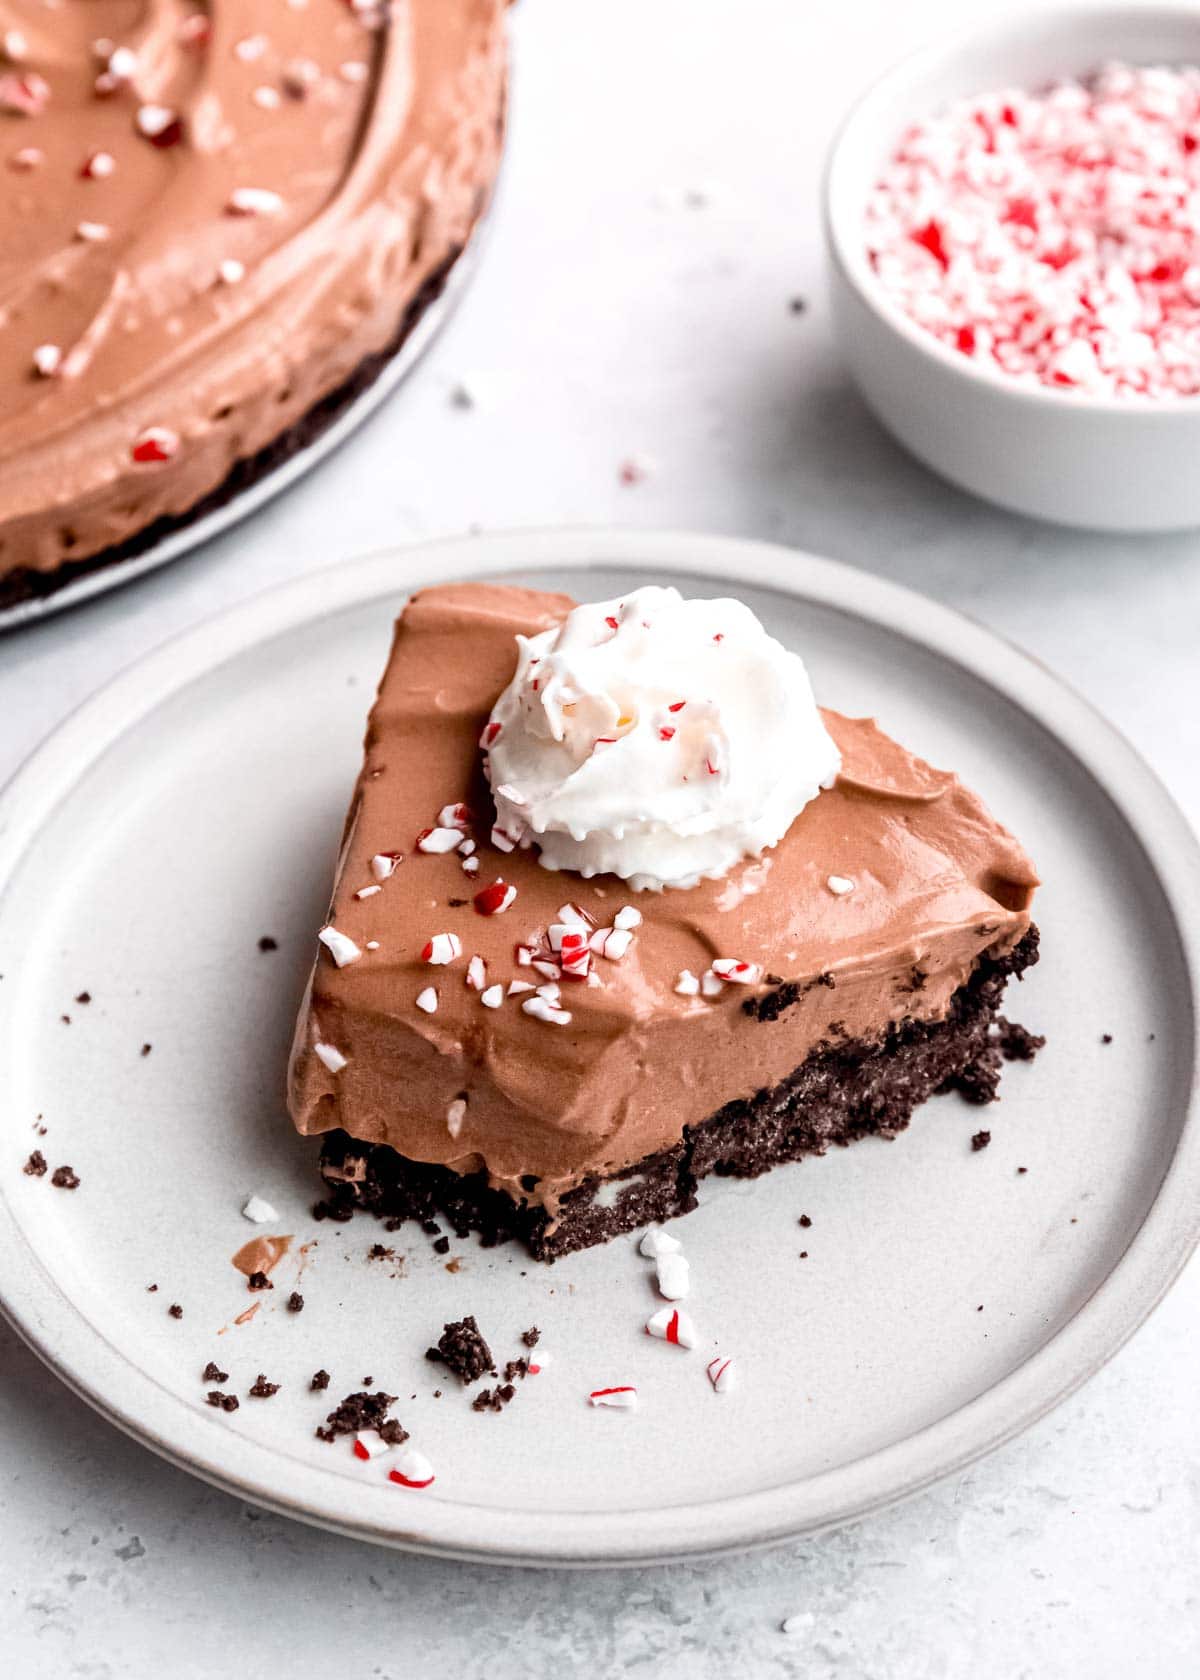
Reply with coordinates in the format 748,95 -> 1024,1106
315,1389 -> 404,1443
520,1326 -> 540,1348
51,1165 -> 80,1189
206,1391 -> 239,1413
168,1303 -> 183,1319
799,1250 -> 808,1259
247,1271 -> 273,1291
503,1358 -> 530,1383
310,1369 -> 331,1391
287,1291 -> 304,1313
430,1315 -> 493,1384
798,1214 -> 812,1229
257,936 -> 278,952
203,1362 -> 228,1384
1017,1166 -> 1028,1175
996,1018 -> 1045,1062
146,1283 -> 158,1293
140,1043 -> 152,1057
471,1388 -> 502,1413
1101,1033 -> 1113,1044
788,295 -> 807,315
23,1150 -> 47,1177
75,991 -> 91,1005
432,1235 -> 450,1255
361,1376 -> 374,1387
971,1130 -> 992,1152
421,1219 -> 441,1236
248,1374 -> 280,1399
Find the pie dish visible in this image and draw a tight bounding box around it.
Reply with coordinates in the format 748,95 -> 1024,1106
0,0 -> 507,610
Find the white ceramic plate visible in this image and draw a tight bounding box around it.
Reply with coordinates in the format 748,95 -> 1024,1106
0,529 -> 1196,1567
0,236 -> 485,632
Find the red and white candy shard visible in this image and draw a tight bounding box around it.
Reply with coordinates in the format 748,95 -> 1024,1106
446,1098 -> 466,1139
76,221 -> 110,242
388,1445 -> 435,1488
458,838 -> 476,857
227,186 -> 284,217
0,71 -> 49,114
462,856 -> 479,876
674,970 -> 699,996
421,932 -> 462,966
638,1227 -> 682,1259
490,825 -> 516,853
655,1251 -> 690,1301
354,884 -> 381,899
437,802 -> 473,830
522,996 -> 572,1026
415,987 -> 438,1015
474,880 -> 517,916
465,955 -> 486,990
701,971 -> 724,998
710,958 -> 761,984
613,905 -> 642,931
32,344 -> 61,377
588,1385 -> 638,1410
590,927 -> 633,961
646,1306 -> 698,1349
135,104 -> 179,141
352,1429 -> 391,1461
416,826 -> 463,854
370,852 -> 401,881
241,1195 -> 279,1224
131,425 -> 180,464
826,875 -> 855,896
81,150 -> 116,179
706,1356 -> 736,1394
313,1041 -> 348,1074
318,925 -> 362,968
507,980 -> 533,996
527,1351 -> 551,1373
480,984 -> 503,1009
530,958 -> 561,981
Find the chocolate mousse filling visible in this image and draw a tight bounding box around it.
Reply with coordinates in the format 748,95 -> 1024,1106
0,1 -> 508,606
289,582 -> 1043,1260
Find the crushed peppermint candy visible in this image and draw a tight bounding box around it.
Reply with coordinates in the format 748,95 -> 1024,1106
522,996 -> 572,1026
32,344 -> 61,378
706,1355 -> 737,1394
81,150 -> 116,179
218,257 -> 246,285
131,425 -> 179,464
76,220 -> 110,242
867,63 -> 1200,398
318,925 -> 362,968
414,987 -> 438,1015
227,186 -> 285,218
388,1445 -> 436,1488
638,1227 -> 682,1259
613,905 -> 643,931
135,105 -> 183,147
480,984 -> 504,1009
352,1429 -> 392,1461
590,927 -> 633,961
781,1612 -> 815,1636
645,1306 -> 698,1348
9,145 -> 43,170
474,880 -> 517,916
701,971 -> 725,998
241,1195 -> 279,1224
446,1098 -> 467,1139
0,71 -> 49,115
417,826 -> 464,854
674,969 -> 700,997
710,958 -> 761,984
465,955 -> 486,990
655,1251 -> 690,1301
370,852 -> 401,881
588,1385 -> 638,1410
437,802 -> 473,830
313,1041 -> 348,1074
507,979 -> 534,997
826,875 -> 855,896
354,884 -> 381,899
462,856 -> 480,876
421,933 -> 462,966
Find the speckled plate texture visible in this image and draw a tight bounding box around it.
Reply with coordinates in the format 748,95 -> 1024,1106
0,529 -> 1196,1567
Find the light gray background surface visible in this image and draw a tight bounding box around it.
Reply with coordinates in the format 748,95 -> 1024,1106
1,0 -> 1196,1674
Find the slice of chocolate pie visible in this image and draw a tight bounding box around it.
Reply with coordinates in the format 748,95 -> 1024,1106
289,582 -> 1040,1259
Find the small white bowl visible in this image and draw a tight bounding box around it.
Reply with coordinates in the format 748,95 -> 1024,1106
823,5 -> 1200,532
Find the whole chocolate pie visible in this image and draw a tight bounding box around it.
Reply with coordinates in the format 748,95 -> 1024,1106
289,581 -> 1042,1259
0,1 -> 507,609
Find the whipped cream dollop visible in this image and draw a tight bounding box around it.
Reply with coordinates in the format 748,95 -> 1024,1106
483,586 -> 841,890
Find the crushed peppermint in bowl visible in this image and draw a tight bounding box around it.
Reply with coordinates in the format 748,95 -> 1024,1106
823,8 -> 1200,531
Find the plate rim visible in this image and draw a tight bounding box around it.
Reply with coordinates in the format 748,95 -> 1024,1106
1,525 -> 1197,1566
